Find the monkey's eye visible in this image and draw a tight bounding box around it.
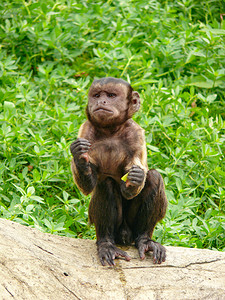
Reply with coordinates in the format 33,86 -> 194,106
107,93 -> 116,98
94,93 -> 100,98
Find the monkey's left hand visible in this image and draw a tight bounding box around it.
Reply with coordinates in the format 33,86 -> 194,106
136,237 -> 166,264
121,165 -> 145,199
127,165 -> 145,187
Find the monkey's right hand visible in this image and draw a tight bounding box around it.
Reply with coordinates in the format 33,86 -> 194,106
97,241 -> 131,266
70,138 -> 91,165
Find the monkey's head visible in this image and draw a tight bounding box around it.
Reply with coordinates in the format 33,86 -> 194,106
86,77 -> 140,128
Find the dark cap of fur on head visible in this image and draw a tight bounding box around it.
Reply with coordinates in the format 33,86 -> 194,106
90,77 -> 133,100
91,77 -> 131,87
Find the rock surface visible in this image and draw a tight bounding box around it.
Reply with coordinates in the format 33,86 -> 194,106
0,218 -> 224,300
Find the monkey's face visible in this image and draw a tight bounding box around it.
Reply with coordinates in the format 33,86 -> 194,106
87,83 -> 129,127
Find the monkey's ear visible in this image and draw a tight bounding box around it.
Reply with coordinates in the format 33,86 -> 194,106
130,91 -> 140,113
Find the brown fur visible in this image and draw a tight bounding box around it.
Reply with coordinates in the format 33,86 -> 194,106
70,77 -> 167,266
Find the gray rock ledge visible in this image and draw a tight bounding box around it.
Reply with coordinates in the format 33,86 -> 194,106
0,218 -> 224,300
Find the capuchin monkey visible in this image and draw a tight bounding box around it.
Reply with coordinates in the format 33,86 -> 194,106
70,77 -> 167,266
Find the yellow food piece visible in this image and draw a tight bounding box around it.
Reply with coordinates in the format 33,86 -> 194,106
121,172 -> 129,182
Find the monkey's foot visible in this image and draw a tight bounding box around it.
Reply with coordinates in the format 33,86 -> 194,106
136,237 -> 166,264
97,241 -> 131,266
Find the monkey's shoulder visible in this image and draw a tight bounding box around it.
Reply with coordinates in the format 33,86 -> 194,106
122,119 -> 145,139
77,120 -> 96,141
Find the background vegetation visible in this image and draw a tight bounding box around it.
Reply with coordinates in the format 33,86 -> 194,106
0,0 -> 224,251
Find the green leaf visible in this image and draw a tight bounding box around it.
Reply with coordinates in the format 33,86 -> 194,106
27,186 -> 35,196
132,79 -> 158,87
30,196 -> 44,204
188,81 -> 214,88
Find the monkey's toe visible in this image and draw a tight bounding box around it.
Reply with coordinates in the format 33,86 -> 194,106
97,241 -> 131,266
137,238 -> 166,264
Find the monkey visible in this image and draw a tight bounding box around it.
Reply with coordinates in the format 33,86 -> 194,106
70,77 -> 167,266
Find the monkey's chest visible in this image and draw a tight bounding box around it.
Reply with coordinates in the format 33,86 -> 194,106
88,139 -> 131,181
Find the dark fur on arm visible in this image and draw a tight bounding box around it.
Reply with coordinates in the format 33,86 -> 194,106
71,159 -> 97,195
70,138 -> 97,195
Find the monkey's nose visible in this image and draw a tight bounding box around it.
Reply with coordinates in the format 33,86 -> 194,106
98,99 -> 107,105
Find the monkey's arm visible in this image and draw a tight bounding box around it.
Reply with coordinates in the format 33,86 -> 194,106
70,138 -> 97,195
121,127 -> 148,199
70,122 -> 97,195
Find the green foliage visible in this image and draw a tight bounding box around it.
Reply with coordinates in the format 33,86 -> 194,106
0,0 -> 224,250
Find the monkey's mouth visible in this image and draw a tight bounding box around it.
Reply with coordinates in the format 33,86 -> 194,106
94,107 -> 113,113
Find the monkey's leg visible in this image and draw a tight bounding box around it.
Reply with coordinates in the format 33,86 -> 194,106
89,178 -> 131,266
130,169 -> 168,264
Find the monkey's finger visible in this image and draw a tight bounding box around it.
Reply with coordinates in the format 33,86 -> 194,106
152,244 -> 160,264
71,138 -> 91,146
73,143 -> 91,151
127,174 -> 143,182
138,245 -> 146,260
79,153 -> 89,162
128,169 -> 144,177
127,176 -> 143,186
74,138 -> 91,144
127,174 -> 144,181
129,166 -> 142,172
129,169 -> 144,175
129,165 -> 143,173
130,164 -> 140,169
72,147 -> 91,157
156,246 -> 165,264
105,255 -> 115,266
78,149 -> 90,156
125,254 -> 131,261
116,249 -> 131,261
125,180 -> 133,188
100,257 -> 106,266
157,251 -> 163,264
70,145 -> 90,155
75,140 -> 91,146
161,249 -> 166,262
100,254 -> 114,266
129,167 -> 144,174
71,139 -> 91,148
159,247 -> 166,264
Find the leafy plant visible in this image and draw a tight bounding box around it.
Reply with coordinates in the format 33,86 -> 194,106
0,0 -> 224,251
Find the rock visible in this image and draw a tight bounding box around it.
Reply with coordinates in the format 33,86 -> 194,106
0,219 -> 224,300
